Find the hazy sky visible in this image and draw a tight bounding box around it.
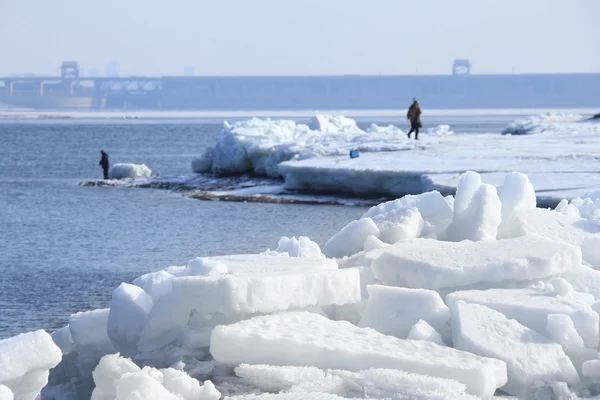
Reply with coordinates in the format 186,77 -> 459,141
1,0 -> 599,77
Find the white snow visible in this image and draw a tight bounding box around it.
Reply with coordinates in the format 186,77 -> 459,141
210,311 -> 507,397
446,286 -> 599,348
358,285 -> 450,339
0,330 -> 62,400
452,301 -> 580,396
370,235 -> 581,291
109,163 -> 152,179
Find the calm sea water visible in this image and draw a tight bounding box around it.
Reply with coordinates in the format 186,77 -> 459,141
0,114 -> 518,339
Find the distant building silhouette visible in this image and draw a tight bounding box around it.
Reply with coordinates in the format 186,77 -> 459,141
105,61 -> 119,77
453,59 -> 472,75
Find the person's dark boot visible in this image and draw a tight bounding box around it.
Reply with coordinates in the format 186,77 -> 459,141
407,133 -> 411,139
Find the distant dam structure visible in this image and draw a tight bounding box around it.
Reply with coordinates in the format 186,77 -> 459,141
0,61 -> 599,110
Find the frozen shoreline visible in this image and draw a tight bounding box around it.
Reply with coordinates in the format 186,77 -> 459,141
8,170 -> 600,399
81,112 -> 600,208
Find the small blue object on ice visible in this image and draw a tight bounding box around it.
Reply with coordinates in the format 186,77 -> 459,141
349,150 -> 359,159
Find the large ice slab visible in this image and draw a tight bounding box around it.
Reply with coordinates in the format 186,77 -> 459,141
446,285 -> 599,348
514,208 -> 600,267
0,330 -> 62,400
133,254 -> 360,352
107,283 -> 154,356
370,235 -> 580,291
69,309 -> 114,354
210,311 -> 507,397
358,285 -> 450,339
452,301 -> 579,396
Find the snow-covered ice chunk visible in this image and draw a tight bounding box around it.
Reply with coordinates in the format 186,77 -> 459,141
109,163 -> 152,179
115,371 -> 178,399
362,236 -> 388,254
362,191 -> 453,239
133,270 -> 175,301
370,206 -> 424,244
514,208 -> 600,266
446,286 -> 599,348
91,354 -> 141,400
107,283 -> 154,356
582,360 -> 600,378
358,285 -> 450,339
50,325 -> 75,355
546,314 -> 585,352
446,182 -> 502,242
370,235 -> 580,291
452,171 -> 482,217
210,311 -> 507,397
323,218 -> 380,258
407,320 -> 446,346
186,257 -> 228,276
69,309 -> 113,353
497,172 -> 537,237
452,301 -> 579,396
311,115 -> 362,133
501,112 -> 583,135
565,265 -> 600,300
173,266 -> 360,316
92,354 -> 220,400
135,255 -> 360,352
275,236 -> 324,258
0,385 -> 13,400
0,330 -> 62,400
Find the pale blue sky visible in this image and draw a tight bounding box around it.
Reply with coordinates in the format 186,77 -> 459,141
1,0 -> 599,77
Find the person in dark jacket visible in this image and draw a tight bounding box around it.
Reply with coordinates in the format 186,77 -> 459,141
406,98 -> 422,140
99,150 -> 109,179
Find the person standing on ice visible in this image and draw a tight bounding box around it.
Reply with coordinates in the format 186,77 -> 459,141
406,98 -> 422,140
99,150 -> 109,180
